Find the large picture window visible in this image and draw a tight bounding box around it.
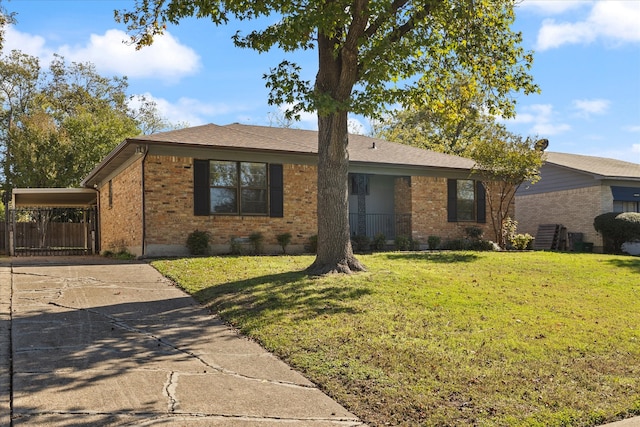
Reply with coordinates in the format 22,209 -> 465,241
194,159 -> 282,217
209,161 -> 267,214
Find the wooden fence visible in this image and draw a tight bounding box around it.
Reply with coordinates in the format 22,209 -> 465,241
8,208 -> 97,256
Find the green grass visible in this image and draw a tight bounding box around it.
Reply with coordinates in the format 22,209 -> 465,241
151,252 -> 640,426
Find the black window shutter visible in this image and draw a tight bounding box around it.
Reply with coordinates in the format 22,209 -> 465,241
476,181 -> 486,223
193,159 -> 209,216
269,164 -> 284,218
447,179 -> 457,222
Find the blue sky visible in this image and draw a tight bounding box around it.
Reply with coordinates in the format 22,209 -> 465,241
3,0 -> 639,162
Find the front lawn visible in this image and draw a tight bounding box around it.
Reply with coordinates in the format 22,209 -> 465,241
151,252 -> 640,426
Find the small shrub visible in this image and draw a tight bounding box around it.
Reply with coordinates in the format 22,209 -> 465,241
411,238 -> 421,251
465,226 -> 484,240
395,235 -> 411,251
467,239 -> 495,251
352,234 -> 371,253
502,217 -> 518,248
249,232 -> 265,255
511,233 -> 534,250
276,232 -> 292,254
103,249 -> 135,260
229,236 -> 243,255
372,233 -> 387,251
441,238 -> 465,250
308,235 -> 318,253
186,230 -> 210,255
427,235 -> 441,250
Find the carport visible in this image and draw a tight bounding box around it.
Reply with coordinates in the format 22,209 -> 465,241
8,188 -> 98,256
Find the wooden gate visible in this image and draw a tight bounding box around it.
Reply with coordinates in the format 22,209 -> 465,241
10,207 -> 97,256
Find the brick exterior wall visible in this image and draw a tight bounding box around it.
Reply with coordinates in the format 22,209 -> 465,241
143,155 -> 318,255
515,185 -> 609,251
394,177 -> 412,237
98,157 -> 144,255
410,176 -> 501,244
97,153 -> 513,256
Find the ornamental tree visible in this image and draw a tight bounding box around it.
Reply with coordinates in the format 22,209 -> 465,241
117,0 -> 537,274
468,130 -> 546,248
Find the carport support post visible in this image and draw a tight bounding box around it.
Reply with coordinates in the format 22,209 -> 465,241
8,209 -> 14,256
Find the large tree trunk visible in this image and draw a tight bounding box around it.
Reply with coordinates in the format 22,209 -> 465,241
306,111 -> 366,275
306,29 -> 366,275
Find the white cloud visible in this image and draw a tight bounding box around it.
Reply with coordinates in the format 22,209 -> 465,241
133,92 -> 250,126
58,29 -> 200,81
536,1 -> 640,50
509,104 -> 571,136
632,144 -> 640,153
2,26 -> 51,58
572,98 -> 610,118
626,125 -> 640,133
3,26 -> 200,82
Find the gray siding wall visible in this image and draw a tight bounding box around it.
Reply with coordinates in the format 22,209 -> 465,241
517,164 -> 599,196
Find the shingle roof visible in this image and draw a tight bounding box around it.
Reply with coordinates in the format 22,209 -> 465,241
82,123 -> 477,187
134,122 -> 476,170
544,152 -> 640,179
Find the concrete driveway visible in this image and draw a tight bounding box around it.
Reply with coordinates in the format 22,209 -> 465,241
0,257 -> 362,426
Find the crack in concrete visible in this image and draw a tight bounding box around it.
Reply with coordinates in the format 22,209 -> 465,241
48,301 -> 314,389
164,371 -> 178,413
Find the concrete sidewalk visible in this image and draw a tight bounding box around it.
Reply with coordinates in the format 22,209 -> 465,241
0,256 -> 363,426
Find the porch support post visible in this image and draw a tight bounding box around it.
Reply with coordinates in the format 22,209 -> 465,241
357,174 -> 367,237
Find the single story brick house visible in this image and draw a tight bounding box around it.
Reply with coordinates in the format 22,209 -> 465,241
515,152 -> 640,252
80,123 -> 501,257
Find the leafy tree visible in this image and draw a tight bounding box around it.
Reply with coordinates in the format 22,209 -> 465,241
373,72 -> 499,156
5,55 -> 140,189
129,94 -> 188,135
469,131 -> 546,248
2,53 -> 180,190
117,0 -> 538,274
0,50 -> 40,192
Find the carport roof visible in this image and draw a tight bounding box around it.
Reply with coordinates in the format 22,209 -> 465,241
12,188 -> 97,208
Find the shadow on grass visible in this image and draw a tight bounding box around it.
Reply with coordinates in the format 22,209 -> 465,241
605,257 -> 640,273
382,251 -> 480,263
191,269 -> 372,328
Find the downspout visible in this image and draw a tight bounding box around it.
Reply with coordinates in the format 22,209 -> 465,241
93,187 -> 100,255
140,145 -> 149,258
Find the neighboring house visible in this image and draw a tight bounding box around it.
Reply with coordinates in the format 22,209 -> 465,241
77,123 -> 502,257
515,152 -> 640,252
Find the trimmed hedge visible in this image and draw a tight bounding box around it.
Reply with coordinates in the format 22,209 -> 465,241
594,212 -> 640,253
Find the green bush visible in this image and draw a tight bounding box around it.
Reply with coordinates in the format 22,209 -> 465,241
249,232 -> 265,255
594,212 -> 640,253
441,238 -> 465,250
229,236 -> 243,255
510,233 -> 534,250
276,232 -> 292,254
372,233 -> 387,251
186,230 -> 210,255
441,237 -> 495,251
427,235 -> 441,250
395,235 -> 411,251
465,226 -> 483,240
352,235 -> 371,253
308,235 -> 318,253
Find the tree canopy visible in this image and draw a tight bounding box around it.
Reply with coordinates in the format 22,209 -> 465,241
0,52 -> 181,190
118,0 -> 538,274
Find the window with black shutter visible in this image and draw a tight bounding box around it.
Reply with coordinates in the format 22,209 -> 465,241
193,160 -> 283,217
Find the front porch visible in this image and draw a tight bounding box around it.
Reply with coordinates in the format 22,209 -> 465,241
348,213 -> 411,240
348,173 -> 412,240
